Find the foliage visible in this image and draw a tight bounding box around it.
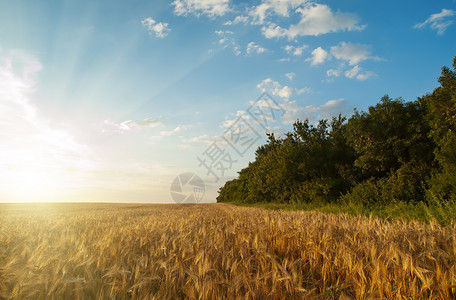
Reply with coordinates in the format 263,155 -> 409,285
219,116 -> 356,205
218,55 -> 456,220
422,56 -> 456,202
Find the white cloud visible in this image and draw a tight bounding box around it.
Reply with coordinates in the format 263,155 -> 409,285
215,30 -> 234,35
306,46 -> 329,65
257,77 -> 311,100
141,17 -> 171,38
249,0 -> 307,24
280,100 -> 304,124
221,110 -> 252,129
305,42 -> 382,80
179,134 -> 214,145
296,87 -> 311,94
284,44 -> 308,56
233,45 -> 241,56
316,98 -> 346,117
102,118 -> 163,133
326,68 -> 340,77
221,118 -> 236,129
0,51 -> 98,201
262,23 -> 286,38
150,126 -> 185,144
285,72 -> 295,80
172,0 -> 231,17
414,9 -> 455,35
356,71 -> 376,81
344,65 -> 360,78
280,98 -> 349,125
236,110 -> 246,116
224,15 -> 249,25
303,98 -> 348,122
246,42 -> 267,55
344,65 -> 376,81
255,78 -> 346,125
0,54 -> 92,165
214,30 -> 241,55
277,86 -> 293,98
257,78 -> 289,99
330,42 -> 374,65
262,3 -> 364,39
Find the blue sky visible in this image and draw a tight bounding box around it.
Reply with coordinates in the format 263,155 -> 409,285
0,0 -> 455,203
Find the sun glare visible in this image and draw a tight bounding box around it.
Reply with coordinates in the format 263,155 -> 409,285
2,168 -> 62,202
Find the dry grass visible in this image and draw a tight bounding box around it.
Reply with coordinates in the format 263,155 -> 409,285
0,203 -> 455,299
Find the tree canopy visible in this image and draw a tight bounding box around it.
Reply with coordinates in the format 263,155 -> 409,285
218,55 -> 456,207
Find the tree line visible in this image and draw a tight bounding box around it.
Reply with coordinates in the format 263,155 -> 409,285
217,56 -> 456,208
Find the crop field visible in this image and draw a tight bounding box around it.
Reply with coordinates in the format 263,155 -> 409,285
0,203 -> 455,299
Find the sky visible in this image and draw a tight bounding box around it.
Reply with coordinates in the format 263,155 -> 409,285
0,0 -> 455,203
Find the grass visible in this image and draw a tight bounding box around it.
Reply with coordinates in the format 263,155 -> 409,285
226,200 -> 456,225
1,202 -> 455,299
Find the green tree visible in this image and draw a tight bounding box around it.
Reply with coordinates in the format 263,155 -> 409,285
423,56 -> 456,202
346,96 -> 433,180
218,54 -> 455,212
345,95 -> 434,204
218,116 -> 357,204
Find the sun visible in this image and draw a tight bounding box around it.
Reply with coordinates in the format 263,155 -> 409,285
1,168 -> 62,202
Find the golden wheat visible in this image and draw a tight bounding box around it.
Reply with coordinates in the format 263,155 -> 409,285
0,203 -> 454,299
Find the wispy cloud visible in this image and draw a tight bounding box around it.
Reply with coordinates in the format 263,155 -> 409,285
246,42 -> 267,55
296,87 -> 311,94
214,30 -> 241,55
0,51 -> 184,202
172,0 -> 231,17
179,134 -> 216,147
414,9 -> 455,35
344,65 -> 361,79
150,125 -> 187,144
326,68 -> 340,78
337,64 -> 376,81
102,118 -> 163,134
221,110 -> 251,129
0,53 -> 93,168
355,70 -> 376,81
280,98 -> 348,125
305,98 -> 347,119
285,72 -> 295,80
0,51 -> 98,200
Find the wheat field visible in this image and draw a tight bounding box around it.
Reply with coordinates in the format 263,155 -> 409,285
0,203 -> 455,299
